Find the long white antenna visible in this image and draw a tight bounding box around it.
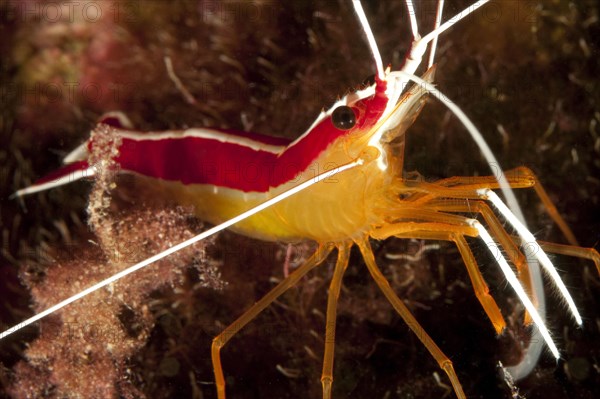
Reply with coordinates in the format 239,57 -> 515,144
0,158 -> 364,341
352,0 -> 385,81
480,189 -> 582,325
420,1 -> 489,45
428,0 -> 445,68
472,221 -> 560,359
401,0 -> 489,77
404,0 -> 420,40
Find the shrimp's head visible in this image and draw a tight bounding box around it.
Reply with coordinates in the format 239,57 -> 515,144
313,67 -> 433,171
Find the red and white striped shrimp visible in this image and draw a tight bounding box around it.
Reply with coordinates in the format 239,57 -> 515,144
1,1 -> 599,398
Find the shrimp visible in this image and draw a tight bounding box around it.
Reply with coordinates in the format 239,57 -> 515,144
1,1 -> 599,398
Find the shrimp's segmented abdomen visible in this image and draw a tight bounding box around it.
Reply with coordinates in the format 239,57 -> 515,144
158,150 -> 389,243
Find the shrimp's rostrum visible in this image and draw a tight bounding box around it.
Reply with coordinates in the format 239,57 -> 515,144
1,1 -> 599,399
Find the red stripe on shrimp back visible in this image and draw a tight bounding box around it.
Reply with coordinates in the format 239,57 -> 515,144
114,84 -> 388,192
116,136 -> 282,192
115,119 -> 356,193
216,128 -> 293,147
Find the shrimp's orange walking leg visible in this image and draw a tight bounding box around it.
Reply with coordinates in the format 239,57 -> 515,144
400,168 -> 581,323
514,167 -> 579,246
392,229 -> 507,335
356,238 -> 467,399
411,166 -> 579,246
427,199 -> 537,325
524,240 -> 600,276
212,245 -> 333,399
321,242 -> 351,399
372,218 -> 507,335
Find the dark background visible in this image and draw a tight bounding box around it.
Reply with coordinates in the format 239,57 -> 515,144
1,1 -> 598,398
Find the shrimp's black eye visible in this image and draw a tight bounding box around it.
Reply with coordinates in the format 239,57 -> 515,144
332,106 -> 356,130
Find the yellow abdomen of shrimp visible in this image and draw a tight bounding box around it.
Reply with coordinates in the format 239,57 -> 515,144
161,140 -> 390,243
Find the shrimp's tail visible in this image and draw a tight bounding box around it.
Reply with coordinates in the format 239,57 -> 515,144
11,112 -> 132,199
12,160 -> 93,198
